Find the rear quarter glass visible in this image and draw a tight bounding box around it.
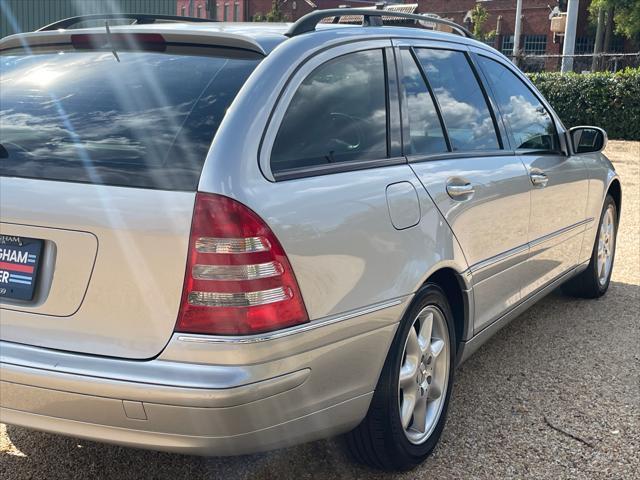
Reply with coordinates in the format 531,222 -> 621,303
0,46 -> 261,190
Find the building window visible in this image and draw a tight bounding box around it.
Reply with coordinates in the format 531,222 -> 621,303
233,2 -> 238,21
501,35 -> 514,56
197,5 -> 202,18
523,35 -> 547,55
575,36 -> 595,55
223,3 -> 228,21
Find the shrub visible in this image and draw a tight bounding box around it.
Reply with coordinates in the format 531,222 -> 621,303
528,68 -> 640,141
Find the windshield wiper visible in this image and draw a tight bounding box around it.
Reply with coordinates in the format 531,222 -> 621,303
104,21 -> 120,63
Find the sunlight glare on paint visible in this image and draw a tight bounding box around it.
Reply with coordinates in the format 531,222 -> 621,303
22,66 -> 65,87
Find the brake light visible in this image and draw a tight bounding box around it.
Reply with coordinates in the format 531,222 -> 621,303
71,33 -> 166,52
175,193 -> 309,335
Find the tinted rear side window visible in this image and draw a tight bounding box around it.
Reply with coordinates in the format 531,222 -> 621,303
0,48 -> 259,190
398,49 -> 448,156
415,49 -> 499,152
271,49 -> 388,174
477,56 -> 560,151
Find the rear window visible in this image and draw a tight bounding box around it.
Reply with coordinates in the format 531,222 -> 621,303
0,46 -> 260,190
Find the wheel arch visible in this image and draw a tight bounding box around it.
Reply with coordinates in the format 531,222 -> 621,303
607,178 -> 622,220
420,267 -> 472,360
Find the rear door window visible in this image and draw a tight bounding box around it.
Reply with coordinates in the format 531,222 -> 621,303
398,49 -> 448,156
0,47 -> 260,190
414,49 -> 500,152
270,49 -> 388,174
476,55 -> 560,151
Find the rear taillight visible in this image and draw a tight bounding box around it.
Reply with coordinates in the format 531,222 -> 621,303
175,193 -> 309,335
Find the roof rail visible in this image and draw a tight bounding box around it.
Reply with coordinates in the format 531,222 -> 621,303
285,8 -> 473,38
38,13 -> 216,32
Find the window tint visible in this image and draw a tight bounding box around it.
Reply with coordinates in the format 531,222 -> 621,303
0,48 -> 259,190
477,56 -> 559,151
399,49 -> 447,156
415,49 -> 500,151
271,50 -> 388,173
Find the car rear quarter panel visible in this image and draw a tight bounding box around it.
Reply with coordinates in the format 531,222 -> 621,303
197,29 -> 470,322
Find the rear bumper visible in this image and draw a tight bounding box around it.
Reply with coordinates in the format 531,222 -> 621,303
0,392 -> 373,456
0,298 -> 406,455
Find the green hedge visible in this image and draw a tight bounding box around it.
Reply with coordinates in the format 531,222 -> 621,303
528,68 -> 640,141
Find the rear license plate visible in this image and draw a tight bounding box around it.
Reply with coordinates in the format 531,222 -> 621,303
0,235 -> 43,301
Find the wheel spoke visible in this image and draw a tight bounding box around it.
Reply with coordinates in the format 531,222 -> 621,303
427,382 -> 442,401
417,312 -> 433,354
401,390 -> 417,429
431,338 -> 445,358
405,327 -> 420,359
400,359 -> 418,389
411,397 -> 427,433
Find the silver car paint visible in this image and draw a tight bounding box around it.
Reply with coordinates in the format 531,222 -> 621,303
201,35 -> 471,321
0,178 -> 194,358
0,24 -> 620,455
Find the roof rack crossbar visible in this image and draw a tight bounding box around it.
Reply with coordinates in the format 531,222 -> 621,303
285,8 -> 473,38
37,13 -> 217,32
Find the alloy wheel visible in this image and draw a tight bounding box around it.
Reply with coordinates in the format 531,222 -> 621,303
597,204 -> 616,286
398,305 -> 450,445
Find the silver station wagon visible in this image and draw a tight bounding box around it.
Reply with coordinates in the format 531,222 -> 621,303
0,9 -> 621,471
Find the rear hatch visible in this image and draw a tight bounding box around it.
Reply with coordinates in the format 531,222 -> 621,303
0,32 -> 261,358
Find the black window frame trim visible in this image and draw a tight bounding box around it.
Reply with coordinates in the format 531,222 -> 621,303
273,156 -> 407,181
396,46 -> 452,155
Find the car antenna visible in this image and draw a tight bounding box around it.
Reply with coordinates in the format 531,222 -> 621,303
104,20 -> 120,63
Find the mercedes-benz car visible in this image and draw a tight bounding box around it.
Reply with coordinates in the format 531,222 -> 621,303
0,10 -> 620,471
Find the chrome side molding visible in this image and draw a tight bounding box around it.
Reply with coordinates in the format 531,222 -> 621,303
177,297 -> 406,345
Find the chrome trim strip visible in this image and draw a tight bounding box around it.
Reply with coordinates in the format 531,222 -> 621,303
470,218 -> 594,276
529,218 -> 593,248
458,261 -> 586,365
470,243 -> 528,275
177,298 -> 405,344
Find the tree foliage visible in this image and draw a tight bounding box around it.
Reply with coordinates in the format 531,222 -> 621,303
589,0 -> 640,39
470,4 -> 496,42
529,68 -> 640,140
252,1 -> 288,22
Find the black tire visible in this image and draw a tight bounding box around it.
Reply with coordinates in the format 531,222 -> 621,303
562,194 -> 618,298
345,284 -> 456,471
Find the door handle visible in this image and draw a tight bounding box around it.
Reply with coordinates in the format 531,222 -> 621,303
446,182 -> 475,199
530,170 -> 549,187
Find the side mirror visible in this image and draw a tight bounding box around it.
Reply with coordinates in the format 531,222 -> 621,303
570,126 -> 607,154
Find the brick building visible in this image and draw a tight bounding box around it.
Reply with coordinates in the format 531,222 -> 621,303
416,1 -> 630,55
176,0 -> 344,23
176,0 -> 636,70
